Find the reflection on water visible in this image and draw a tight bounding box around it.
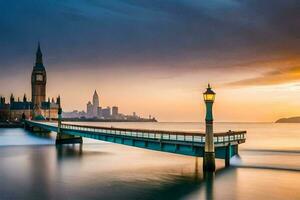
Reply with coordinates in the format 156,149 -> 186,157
27,131 -> 52,139
56,144 -> 83,159
0,122 -> 300,199
0,145 -> 207,199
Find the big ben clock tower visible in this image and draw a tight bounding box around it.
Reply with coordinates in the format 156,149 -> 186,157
31,42 -> 47,117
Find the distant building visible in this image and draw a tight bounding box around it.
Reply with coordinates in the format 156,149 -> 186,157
62,110 -> 82,118
86,101 -> 93,118
77,91 -> 156,121
78,110 -> 86,118
101,107 -> 111,119
0,97 -> 9,120
112,106 -> 118,118
92,90 -> 99,117
0,43 -> 60,121
97,107 -> 102,118
85,90 -> 100,118
63,110 -> 87,119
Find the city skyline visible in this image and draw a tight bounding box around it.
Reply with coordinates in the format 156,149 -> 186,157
0,1 -> 299,122
77,89 -> 152,120
0,2 -> 299,200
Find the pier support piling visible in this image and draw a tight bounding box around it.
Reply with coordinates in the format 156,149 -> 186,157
56,133 -> 83,145
203,152 -> 216,171
225,144 -> 231,167
55,106 -> 82,145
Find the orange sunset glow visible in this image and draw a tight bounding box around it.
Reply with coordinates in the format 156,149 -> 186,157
1,2 -> 300,200
0,1 -> 299,122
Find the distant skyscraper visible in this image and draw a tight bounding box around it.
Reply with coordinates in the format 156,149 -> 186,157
92,90 -> 99,117
86,101 -> 93,118
112,106 -> 118,117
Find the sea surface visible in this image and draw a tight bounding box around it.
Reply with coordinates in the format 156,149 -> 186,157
0,122 -> 299,200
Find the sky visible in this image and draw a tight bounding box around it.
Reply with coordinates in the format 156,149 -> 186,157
0,0 -> 299,122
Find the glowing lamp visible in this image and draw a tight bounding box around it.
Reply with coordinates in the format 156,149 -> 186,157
203,84 -> 216,102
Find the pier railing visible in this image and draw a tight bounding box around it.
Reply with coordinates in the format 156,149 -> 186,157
61,123 -> 246,144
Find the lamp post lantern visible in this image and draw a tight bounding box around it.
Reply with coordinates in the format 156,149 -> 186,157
203,84 -> 216,171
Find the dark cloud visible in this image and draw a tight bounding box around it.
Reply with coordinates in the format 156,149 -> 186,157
0,0 -> 299,76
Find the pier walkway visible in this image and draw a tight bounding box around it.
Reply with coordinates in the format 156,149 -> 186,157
24,120 -> 246,164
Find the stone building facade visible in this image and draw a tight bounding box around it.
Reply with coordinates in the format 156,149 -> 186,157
0,43 -> 60,121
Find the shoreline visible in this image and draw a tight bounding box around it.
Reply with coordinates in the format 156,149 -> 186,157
0,122 -> 23,128
275,117 -> 300,123
61,118 -> 158,123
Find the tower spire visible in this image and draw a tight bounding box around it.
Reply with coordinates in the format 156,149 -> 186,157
35,41 -> 43,66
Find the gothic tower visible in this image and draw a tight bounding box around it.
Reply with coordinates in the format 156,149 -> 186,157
31,42 -> 47,117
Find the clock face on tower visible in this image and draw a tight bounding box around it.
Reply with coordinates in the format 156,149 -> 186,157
36,74 -> 43,81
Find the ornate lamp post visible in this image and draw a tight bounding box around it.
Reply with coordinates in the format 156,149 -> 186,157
203,84 -> 216,171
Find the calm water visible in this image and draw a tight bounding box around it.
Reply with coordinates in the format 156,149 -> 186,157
0,122 -> 300,200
